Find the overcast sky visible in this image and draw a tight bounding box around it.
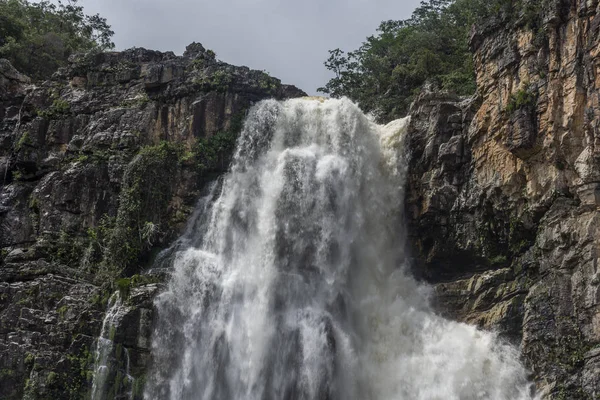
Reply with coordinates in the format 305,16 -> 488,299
77,0 -> 421,94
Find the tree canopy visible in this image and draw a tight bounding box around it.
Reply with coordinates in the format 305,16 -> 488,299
0,0 -> 114,80
318,0 -> 546,122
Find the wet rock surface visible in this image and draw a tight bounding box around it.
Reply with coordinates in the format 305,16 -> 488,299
0,43 -> 304,399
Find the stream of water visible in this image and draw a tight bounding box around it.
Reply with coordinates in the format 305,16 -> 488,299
142,97 -> 536,400
91,292 -> 136,400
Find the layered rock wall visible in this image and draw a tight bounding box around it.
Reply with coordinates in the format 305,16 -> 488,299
0,44 -> 304,399
406,1 -> 600,397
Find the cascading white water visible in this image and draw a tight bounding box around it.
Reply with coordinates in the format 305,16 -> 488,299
146,98 -> 537,400
92,292 -> 136,400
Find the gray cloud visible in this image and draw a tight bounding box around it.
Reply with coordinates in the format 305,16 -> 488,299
80,0 -> 421,94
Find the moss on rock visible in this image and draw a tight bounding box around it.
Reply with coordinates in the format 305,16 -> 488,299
104,141 -> 181,276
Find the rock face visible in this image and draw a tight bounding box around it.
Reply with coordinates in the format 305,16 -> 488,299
0,43 -> 304,399
405,1 -> 600,398
3,2 -> 600,396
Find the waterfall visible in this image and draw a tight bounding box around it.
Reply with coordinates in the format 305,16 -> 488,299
146,98 -> 536,400
91,292 -> 136,400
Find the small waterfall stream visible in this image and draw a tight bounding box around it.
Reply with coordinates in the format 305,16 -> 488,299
135,97 -> 537,399
91,292 -> 136,400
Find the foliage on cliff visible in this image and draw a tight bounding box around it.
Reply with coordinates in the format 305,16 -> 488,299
0,0 -> 114,80
319,0 -> 548,121
103,142 -> 180,276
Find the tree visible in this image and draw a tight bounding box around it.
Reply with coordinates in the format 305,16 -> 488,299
0,0 -> 114,80
318,0 -> 543,122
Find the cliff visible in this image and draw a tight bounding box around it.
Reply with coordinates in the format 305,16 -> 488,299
2,0 -> 600,397
0,43 -> 304,399
406,0 -> 600,397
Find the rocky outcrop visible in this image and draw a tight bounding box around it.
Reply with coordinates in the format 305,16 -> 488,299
0,43 -> 304,399
406,1 -> 600,398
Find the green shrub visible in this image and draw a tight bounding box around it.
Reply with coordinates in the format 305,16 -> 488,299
489,255 -> 508,266
194,130 -> 236,172
39,99 -> 71,119
24,353 -> 34,367
15,131 -> 32,151
57,305 -> 69,320
505,85 -> 536,114
46,371 -> 58,385
189,58 -> 205,70
194,111 -> 245,172
206,69 -> 233,92
0,0 -> 114,80
11,170 -> 23,181
50,230 -> 87,266
104,142 -> 180,275
115,274 -> 161,298
256,71 -> 279,92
